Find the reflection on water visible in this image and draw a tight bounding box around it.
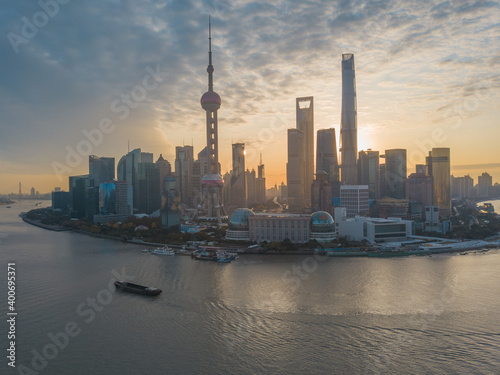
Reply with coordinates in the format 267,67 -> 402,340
1,201 -> 500,374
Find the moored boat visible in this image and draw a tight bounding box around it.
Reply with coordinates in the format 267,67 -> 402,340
114,281 -> 162,296
152,246 -> 175,255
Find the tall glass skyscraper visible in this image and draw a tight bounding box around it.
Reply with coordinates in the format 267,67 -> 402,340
89,155 -> 115,187
384,149 -> 407,199
430,148 -> 451,217
340,54 -> 358,185
358,150 -> 380,199
287,129 -> 305,213
296,97 -> 314,206
316,128 -> 340,197
230,143 -> 247,208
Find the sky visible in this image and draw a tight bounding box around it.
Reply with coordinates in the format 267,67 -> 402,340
0,0 -> 499,194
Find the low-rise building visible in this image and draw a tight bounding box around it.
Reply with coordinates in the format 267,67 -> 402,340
337,214 -> 414,243
226,209 -> 336,243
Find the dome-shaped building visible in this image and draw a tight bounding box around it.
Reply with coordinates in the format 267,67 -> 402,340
310,211 -> 336,242
226,208 -> 254,241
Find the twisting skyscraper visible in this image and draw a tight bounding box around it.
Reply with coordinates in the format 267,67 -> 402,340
340,54 -> 358,185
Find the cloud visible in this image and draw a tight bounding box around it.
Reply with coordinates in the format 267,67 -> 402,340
0,0 -> 499,191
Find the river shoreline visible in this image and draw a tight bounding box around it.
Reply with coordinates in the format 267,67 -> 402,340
20,214 -> 500,257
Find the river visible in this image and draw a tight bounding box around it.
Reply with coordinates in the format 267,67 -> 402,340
1,201 -> 500,374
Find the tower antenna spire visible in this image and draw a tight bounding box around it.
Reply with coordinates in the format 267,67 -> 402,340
207,15 -> 214,92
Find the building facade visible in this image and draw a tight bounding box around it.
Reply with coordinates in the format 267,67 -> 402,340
311,171 -> 333,214
89,155 -> 115,187
316,128 -> 339,197
230,143 -> 247,208
296,97 -> 314,206
340,53 -> 358,185
287,129 -> 305,213
358,149 -> 380,199
430,148 -> 451,217
340,185 -> 369,218
477,172 -> 492,198
383,149 -> 407,199
337,215 -> 414,243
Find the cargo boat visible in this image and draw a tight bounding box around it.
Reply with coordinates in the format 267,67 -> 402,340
114,281 -> 162,296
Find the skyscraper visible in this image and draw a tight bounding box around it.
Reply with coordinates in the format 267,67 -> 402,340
246,169 -> 256,206
89,155 -> 115,187
477,172 -> 492,198
296,97 -> 314,206
316,128 -> 340,196
230,143 -> 247,208
287,129 -> 305,213
137,162 -> 160,214
430,148 -> 451,217
311,171 -> 333,214
155,154 -> 171,192
116,148 -> 150,212
383,149 -> 407,199
451,175 -> 474,199
175,145 -> 194,205
256,156 -> 266,205
340,54 -> 358,185
358,149 -> 379,199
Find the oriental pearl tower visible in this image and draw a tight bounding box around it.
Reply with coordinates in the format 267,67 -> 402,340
200,16 -> 225,223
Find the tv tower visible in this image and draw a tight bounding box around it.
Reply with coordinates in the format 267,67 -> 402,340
200,16 -> 225,223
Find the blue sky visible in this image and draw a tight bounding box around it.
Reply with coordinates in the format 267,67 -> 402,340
0,0 -> 499,193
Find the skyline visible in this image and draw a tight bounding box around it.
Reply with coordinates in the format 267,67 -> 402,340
1,0 -> 500,194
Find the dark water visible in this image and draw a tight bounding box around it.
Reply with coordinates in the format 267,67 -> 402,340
1,201 -> 500,374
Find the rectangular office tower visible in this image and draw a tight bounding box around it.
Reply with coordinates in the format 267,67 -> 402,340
383,149 -> 407,199
230,143 -> 247,208
296,97 -> 314,206
175,145 -> 194,205
430,148 -> 451,217
316,128 -> 339,182
287,129 -> 305,213
89,155 -> 115,187
340,54 -> 358,185
358,150 -> 380,199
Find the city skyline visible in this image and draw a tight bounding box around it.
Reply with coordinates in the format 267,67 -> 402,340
1,1 -> 500,194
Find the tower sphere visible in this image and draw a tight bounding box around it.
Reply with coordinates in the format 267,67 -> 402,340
201,91 -> 221,111
201,173 -> 224,188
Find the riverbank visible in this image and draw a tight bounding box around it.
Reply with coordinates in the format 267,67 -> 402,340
20,216 -> 500,257
21,216 -> 70,232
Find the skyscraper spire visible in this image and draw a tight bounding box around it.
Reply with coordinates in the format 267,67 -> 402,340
207,15 -> 214,93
